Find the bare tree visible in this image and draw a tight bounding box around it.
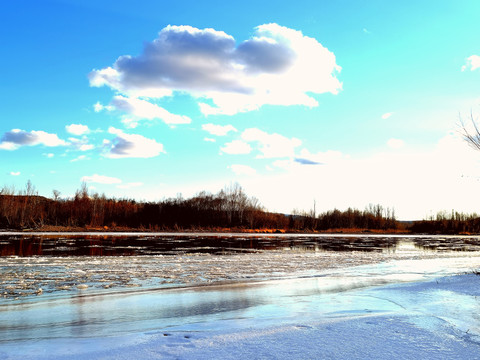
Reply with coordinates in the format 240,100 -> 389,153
0,185 -> 15,227
52,189 -> 61,201
460,112 -> 480,150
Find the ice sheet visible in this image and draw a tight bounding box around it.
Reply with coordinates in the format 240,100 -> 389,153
2,248 -> 480,300
1,274 -> 480,359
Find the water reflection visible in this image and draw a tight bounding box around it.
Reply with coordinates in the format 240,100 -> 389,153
0,284 -> 261,342
2,234 -> 480,257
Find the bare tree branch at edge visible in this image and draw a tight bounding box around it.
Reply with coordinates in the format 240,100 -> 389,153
459,111 -> 480,151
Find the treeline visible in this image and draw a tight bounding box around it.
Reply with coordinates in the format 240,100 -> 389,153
410,210 -> 480,234
3,181 -> 478,233
0,182 -> 287,230
0,181 -> 405,232
290,204 -> 399,231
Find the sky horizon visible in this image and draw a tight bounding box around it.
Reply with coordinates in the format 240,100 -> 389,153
2,0 -> 480,220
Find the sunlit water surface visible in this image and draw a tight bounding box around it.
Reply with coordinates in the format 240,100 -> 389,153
1,233 -> 480,348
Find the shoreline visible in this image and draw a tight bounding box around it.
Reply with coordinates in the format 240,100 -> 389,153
2,225 -> 478,236
1,230 -> 479,238
1,226 -> 412,234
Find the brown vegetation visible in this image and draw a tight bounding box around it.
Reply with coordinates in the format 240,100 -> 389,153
0,182 -> 285,231
410,210 -> 480,234
0,181 -> 476,234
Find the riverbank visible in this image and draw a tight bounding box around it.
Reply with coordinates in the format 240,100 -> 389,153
6,225 -> 479,235
1,225 -> 412,234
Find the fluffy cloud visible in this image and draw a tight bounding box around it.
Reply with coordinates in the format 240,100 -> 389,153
81,174 -> 122,184
89,23 -> 341,116
241,128 -> 301,158
462,55 -> 480,71
93,102 -> 114,112
219,128 -> 302,159
228,164 -> 256,176
0,129 -> 67,150
10,171 -> 20,176
202,123 -> 237,136
221,140 -> 252,155
66,124 -> 90,136
0,142 -> 17,150
110,96 -> 191,127
105,127 -> 165,158
381,112 -> 393,120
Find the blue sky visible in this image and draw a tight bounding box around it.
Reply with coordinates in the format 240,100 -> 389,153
1,0 -> 480,219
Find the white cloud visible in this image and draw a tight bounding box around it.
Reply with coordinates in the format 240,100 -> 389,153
242,128 -> 302,158
117,182 -> 144,189
110,95 -> 191,126
94,102 -> 104,112
204,137 -> 216,142
93,102 -> 114,112
382,112 -> 393,120
0,142 -> 17,150
105,127 -> 165,158
10,171 -> 20,176
387,138 -> 405,149
32,131 -> 67,146
69,137 -> 95,151
79,144 -> 94,151
202,123 -> 237,136
44,153 -> 54,158
228,164 -> 256,176
66,124 -> 90,136
81,174 -> 122,184
89,23 -> 341,116
121,118 -> 139,129
70,155 -> 87,162
462,55 -> 480,71
221,140 -> 252,155
0,129 -> 67,150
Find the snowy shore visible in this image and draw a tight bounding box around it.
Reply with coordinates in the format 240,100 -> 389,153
1,273 -> 480,359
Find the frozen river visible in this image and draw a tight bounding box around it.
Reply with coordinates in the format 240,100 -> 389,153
2,232 -> 480,300
1,233 -> 480,359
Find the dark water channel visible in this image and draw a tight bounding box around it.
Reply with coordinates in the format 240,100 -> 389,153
2,233 -> 480,257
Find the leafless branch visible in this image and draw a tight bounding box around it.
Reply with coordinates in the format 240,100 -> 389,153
459,111 -> 480,151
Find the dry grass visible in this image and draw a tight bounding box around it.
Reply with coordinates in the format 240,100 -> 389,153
29,225 -> 411,234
